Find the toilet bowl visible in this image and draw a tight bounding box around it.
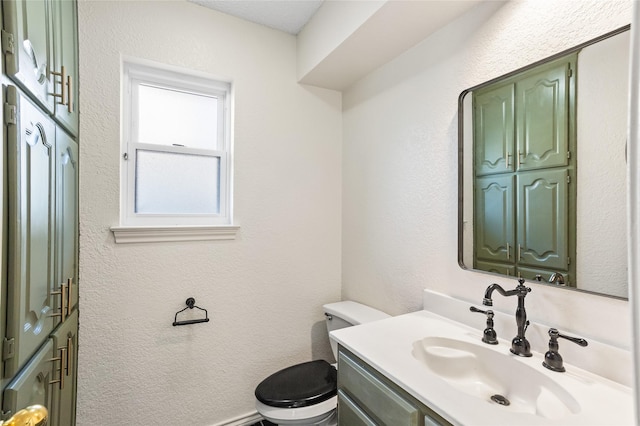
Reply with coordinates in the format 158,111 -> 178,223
254,301 -> 389,426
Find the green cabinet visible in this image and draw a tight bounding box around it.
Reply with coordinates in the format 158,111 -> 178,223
337,347 -> 449,426
473,55 -> 575,284
3,0 -> 79,136
1,1 -> 79,424
5,86 -> 57,379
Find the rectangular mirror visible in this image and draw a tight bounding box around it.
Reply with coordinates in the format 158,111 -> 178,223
459,26 -> 629,299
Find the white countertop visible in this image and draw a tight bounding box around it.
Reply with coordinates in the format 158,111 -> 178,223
331,309 -> 634,425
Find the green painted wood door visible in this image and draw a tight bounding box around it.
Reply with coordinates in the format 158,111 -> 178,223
50,310 -> 78,426
51,0 -> 79,136
515,58 -> 573,171
2,340 -> 54,419
2,0 -> 55,112
474,84 -> 515,176
474,174 -> 515,264
55,128 -> 78,314
5,85 -> 57,378
517,169 -> 570,271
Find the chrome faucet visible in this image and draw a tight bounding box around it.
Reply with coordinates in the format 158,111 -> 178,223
483,278 -> 532,357
548,272 -> 565,285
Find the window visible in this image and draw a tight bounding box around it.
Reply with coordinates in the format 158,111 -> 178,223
114,61 -> 237,243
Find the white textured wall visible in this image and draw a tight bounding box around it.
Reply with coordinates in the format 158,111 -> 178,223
577,31 -> 630,297
342,0 -> 632,348
77,1 -> 342,424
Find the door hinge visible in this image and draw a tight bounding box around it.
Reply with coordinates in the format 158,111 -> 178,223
566,175 -> 571,184
2,337 -> 15,361
1,30 -> 15,55
4,103 -> 16,125
567,151 -> 571,159
567,257 -> 571,265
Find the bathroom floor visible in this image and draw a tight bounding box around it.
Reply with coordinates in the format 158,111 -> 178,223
250,421 -> 277,426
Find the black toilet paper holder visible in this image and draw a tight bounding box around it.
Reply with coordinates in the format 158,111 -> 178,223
173,297 -> 210,326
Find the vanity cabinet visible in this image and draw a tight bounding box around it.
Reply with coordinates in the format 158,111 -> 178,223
337,347 -> 450,426
1,1 -> 79,424
472,54 -> 576,284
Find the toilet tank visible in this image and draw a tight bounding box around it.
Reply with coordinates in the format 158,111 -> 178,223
323,301 -> 390,359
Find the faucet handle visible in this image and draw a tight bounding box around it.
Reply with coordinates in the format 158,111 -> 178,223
469,306 -> 498,345
542,328 -> 588,372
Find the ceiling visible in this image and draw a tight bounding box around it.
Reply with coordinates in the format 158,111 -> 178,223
189,0 -> 324,35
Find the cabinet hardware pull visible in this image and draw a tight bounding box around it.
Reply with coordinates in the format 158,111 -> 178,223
518,244 -> 522,260
66,278 -> 73,316
49,66 -> 67,106
66,74 -> 73,113
506,152 -> 512,169
48,347 -> 66,390
66,336 -> 73,376
518,149 -> 525,166
506,243 -> 510,259
50,282 -> 67,322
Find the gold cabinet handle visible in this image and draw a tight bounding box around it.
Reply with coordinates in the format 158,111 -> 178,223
49,347 -> 66,390
50,282 -> 67,322
506,152 -> 512,169
518,244 -> 522,260
49,65 -> 67,106
66,277 -> 73,316
0,405 -> 48,426
506,243 -> 510,260
66,74 -> 73,113
518,149 -> 525,166
65,336 -> 73,376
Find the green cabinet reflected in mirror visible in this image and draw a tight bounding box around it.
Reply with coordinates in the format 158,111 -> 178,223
459,26 -> 629,299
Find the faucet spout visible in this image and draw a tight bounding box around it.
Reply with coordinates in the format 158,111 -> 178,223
483,283 -> 519,306
482,278 -> 532,357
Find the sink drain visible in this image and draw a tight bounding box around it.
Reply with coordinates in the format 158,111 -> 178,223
490,394 -> 510,406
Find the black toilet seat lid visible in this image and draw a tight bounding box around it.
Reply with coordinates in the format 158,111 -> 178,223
255,360 -> 337,408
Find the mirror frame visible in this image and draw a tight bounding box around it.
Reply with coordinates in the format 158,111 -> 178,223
457,24 -> 631,300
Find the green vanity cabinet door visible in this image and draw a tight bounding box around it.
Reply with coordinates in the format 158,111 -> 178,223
515,57 -> 574,171
55,128 -> 78,313
51,0 -> 79,136
473,83 -> 515,176
2,0 -> 55,113
5,85 -> 57,378
516,169 -> 570,271
2,340 -> 55,420
475,260 -> 515,277
474,174 -> 515,264
338,351 -> 420,426
50,310 -> 78,426
338,390 -> 378,426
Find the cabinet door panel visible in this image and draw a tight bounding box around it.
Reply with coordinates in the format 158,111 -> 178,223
2,340 -> 54,419
516,59 -> 572,171
5,85 -> 56,377
517,170 -> 569,270
475,260 -> 515,277
474,175 -> 515,264
51,0 -> 78,135
56,128 -> 78,312
474,84 -> 515,175
51,311 -> 78,426
2,0 -> 54,112
338,352 -> 419,426
338,390 -> 378,426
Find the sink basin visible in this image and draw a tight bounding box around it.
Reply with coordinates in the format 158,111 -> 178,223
411,337 -> 581,420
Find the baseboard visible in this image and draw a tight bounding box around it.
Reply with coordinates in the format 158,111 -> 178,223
210,411 -> 262,426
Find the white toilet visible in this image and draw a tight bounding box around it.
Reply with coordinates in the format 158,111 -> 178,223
254,301 -> 390,426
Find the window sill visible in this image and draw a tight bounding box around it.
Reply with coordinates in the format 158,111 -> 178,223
111,225 -> 240,243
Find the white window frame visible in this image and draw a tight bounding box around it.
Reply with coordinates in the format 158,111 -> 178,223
113,60 -> 238,243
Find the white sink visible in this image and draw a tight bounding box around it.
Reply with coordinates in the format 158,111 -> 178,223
411,336 -> 581,420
